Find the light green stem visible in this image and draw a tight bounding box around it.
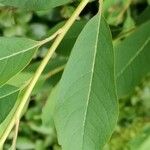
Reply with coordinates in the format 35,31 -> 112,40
11,119 -> 20,150
99,0 -> 103,13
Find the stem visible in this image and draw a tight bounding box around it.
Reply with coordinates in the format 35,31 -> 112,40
39,29 -> 63,45
99,0 -> 103,13
0,0 -> 89,147
114,27 -> 135,42
45,65 -> 66,79
11,120 -> 20,150
116,0 -> 131,22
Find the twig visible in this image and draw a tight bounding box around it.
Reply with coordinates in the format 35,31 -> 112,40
39,29 -> 63,45
11,119 -> 20,150
45,65 -> 66,79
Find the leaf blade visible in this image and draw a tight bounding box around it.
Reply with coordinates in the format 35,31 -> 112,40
54,15 -> 118,150
115,21 -> 150,97
0,37 -> 38,86
0,84 -> 19,123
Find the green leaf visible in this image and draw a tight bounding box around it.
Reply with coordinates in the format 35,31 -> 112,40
0,37 -> 39,86
0,84 -> 19,123
0,72 -> 34,124
0,70 -> 50,136
115,21 -> 150,98
0,0 -> 71,11
54,15 -> 118,150
0,90 -> 23,140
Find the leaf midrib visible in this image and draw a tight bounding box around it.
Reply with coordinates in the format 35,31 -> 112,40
0,88 -> 19,99
0,41 -> 40,61
82,14 -> 101,149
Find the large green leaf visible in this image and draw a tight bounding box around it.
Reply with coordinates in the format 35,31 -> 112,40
115,21 -> 150,98
0,0 -> 71,11
8,71 -> 46,95
7,72 -> 33,89
54,15 -> 118,150
0,84 -> 19,123
0,37 -> 39,86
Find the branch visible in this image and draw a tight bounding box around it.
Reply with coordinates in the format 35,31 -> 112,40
11,120 -> 20,150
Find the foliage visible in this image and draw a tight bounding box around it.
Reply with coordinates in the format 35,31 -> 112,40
0,0 -> 149,150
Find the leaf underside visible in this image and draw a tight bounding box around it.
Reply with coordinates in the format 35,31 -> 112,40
54,14 -> 118,150
0,84 -> 19,123
0,90 -> 23,139
0,37 -> 38,87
